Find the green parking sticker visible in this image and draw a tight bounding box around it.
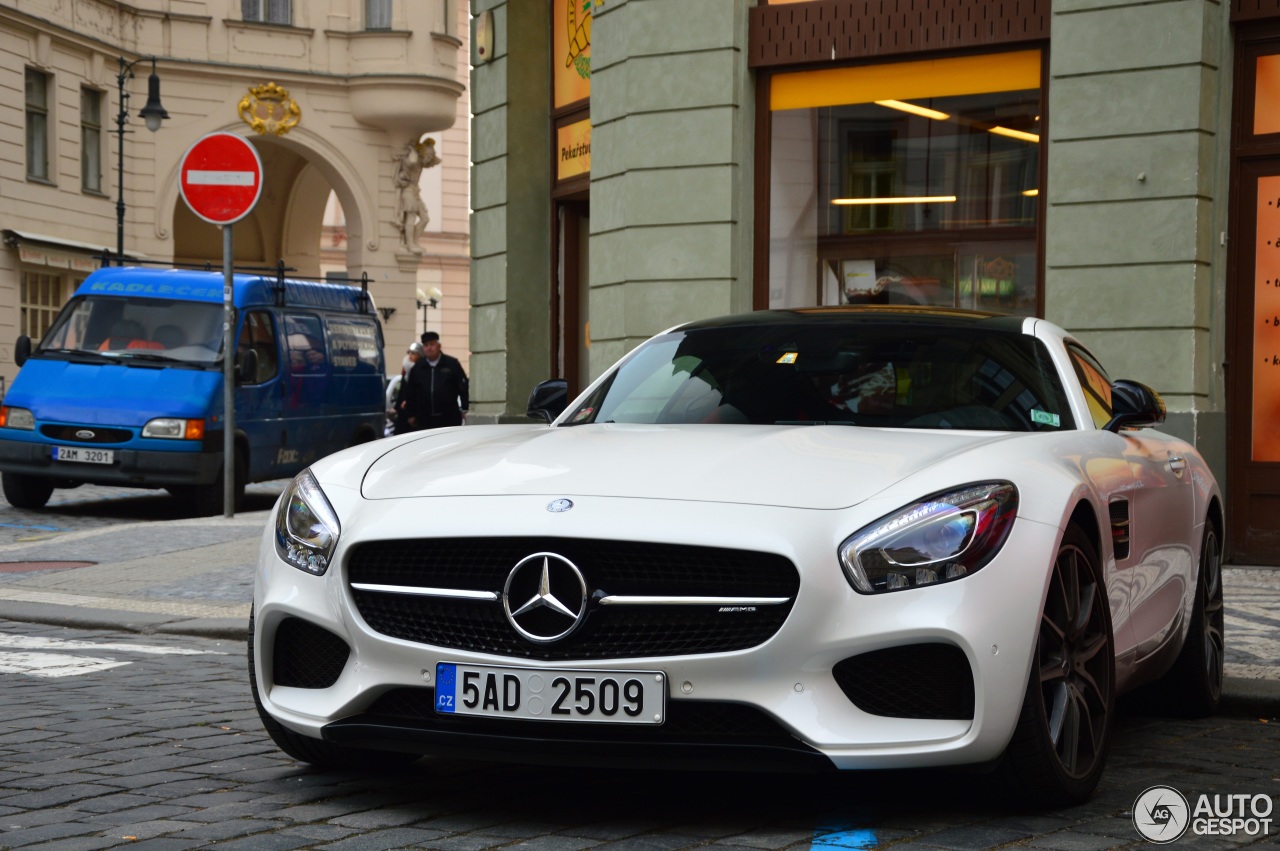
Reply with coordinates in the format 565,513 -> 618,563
1031,409 -> 1061,427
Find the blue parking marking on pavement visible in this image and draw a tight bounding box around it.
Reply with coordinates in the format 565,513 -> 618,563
812,826 -> 878,848
0,522 -> 64,531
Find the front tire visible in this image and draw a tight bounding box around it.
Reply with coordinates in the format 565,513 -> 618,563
2,472 -> 54,509
999,525 -> 1115,807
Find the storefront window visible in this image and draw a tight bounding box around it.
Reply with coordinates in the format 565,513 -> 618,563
768,50 -> 1042,315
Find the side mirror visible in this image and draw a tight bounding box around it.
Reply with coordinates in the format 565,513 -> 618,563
14,336 -> 31,368
1103,379 -> 1166,432
236,348 -> 259,385
527,378 -> 569,424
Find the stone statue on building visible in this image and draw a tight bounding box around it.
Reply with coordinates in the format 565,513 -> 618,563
393,138 -> 441,254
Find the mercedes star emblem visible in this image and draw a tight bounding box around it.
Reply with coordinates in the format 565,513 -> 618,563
547,498 -> 574,512
503,552 -> 588,643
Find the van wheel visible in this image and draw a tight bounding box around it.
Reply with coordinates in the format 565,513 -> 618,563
248,608 -> 419,769
2,473 -> 54,509
179,453 -> 246,516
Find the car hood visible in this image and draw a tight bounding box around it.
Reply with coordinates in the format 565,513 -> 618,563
360,423 -> 1012,510
7,358 -> 219,426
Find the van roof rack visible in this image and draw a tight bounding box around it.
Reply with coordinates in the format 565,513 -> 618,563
94,253 -> 373,313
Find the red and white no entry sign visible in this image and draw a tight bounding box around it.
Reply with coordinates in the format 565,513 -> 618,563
178,132 -> 264,225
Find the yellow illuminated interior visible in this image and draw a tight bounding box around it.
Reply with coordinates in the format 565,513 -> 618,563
771,50 -> 1041,112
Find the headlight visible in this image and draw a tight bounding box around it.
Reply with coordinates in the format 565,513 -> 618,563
142,418 -> 205,439
840,481 -> 1017,594
274,469 -> 341,575
0,406 -> 35,430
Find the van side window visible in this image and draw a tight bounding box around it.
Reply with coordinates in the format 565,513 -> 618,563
286,314 -> 327,374
327,316 -> 381,373
237,310 -> 279,384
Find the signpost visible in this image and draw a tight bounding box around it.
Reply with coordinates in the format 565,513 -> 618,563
178,132 -> 263,517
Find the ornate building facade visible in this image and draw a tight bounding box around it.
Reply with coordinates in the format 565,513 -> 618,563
1,0 -> 471,387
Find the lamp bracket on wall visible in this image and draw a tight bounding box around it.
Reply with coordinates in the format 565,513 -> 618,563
378,306 -> 397,321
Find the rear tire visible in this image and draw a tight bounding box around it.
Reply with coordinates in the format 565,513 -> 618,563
1152,524 -> 1224,717
247,608 -> 420,770
998,525 -> 1115,807
2,472 -> 54,509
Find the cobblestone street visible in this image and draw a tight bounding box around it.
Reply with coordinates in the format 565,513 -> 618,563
0,620 -> 1277,850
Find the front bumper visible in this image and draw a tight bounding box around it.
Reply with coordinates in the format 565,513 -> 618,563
252,493 -> 1061,771
0,436 -> 221,487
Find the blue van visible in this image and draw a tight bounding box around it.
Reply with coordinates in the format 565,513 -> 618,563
0,266 -> 386,514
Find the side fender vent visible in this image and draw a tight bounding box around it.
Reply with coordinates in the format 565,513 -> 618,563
1109,499 -> 1131,561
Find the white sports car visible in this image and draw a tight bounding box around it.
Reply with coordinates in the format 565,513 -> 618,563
250,306 -> 1224,806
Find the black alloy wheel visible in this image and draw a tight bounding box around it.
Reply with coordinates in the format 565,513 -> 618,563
1157,524 -> 1225,716
1000,525 -> 1114,806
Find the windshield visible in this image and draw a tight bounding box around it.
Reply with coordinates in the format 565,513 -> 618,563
37,296 -> 225,366
566,322 -> 1075,432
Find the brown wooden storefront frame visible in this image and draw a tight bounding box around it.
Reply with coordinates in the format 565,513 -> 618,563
748,0 -> 1051,312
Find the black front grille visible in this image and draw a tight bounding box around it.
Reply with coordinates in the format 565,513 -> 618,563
347,537 -> 799,660
364,687 -> 800,745
832,643 -> 975,720
40,424 -> 133,444
272,617 -> 351,689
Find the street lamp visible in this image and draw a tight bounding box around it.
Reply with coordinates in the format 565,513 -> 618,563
416,286 -> 441,335
115,56 -> 169,265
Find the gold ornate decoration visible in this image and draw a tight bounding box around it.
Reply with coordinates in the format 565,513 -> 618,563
238,82 -> 301,136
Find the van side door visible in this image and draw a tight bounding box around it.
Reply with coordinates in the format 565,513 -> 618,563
280,313 -> 330,472
326,314 -> 385,443
235,310 -> 284,482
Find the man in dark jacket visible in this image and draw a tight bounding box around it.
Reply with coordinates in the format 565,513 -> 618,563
403,331 -> 469,429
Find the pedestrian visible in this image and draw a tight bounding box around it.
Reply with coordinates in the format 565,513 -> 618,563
403,331 -> 469,429
392,342 -> 424,434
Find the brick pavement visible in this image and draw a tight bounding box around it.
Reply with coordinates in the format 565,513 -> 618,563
0,619 -> 1277,851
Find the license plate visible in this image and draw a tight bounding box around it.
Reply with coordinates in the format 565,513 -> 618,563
435,662 -> 666,724
53,446 -> 114,465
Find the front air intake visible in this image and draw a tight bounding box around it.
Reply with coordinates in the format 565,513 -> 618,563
832,643 -> 975,720
271,617 -> 350,689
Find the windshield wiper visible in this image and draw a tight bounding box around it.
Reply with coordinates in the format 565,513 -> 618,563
37,348 -> 119,364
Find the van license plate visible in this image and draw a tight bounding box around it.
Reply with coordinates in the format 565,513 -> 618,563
53,446 -> 114,465
434,662 -> 665,724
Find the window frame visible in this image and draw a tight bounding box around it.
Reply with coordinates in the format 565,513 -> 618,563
242,0 -> 292,25
25,68 -> 51,182
81,87 -> 105,194
366,0 -> 392,30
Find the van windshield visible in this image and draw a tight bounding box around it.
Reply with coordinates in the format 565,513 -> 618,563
37,297 -> 225,366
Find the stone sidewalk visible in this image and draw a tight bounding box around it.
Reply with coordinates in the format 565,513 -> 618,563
0,505 -> 1276,712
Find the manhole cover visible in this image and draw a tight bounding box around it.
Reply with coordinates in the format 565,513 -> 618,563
0,561 -> 96,574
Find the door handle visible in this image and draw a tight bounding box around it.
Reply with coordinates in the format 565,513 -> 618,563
1168,455 -> 1187,475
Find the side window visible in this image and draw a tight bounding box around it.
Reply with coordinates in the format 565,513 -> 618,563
237,310 -> 279,384
1068,345 -> 1113,430
285,314 -> 327,374
326,316 -> 381,374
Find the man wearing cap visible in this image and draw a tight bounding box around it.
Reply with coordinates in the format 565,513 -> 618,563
404,331 -> 469,429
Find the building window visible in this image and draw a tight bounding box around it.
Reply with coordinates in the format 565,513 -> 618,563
367,0 -> 392,30
20,270 -> 67,341
25,69 -> 50,181
767,50 -> 1043,316
242,0 -> 291,25
81,88 -> 104,194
